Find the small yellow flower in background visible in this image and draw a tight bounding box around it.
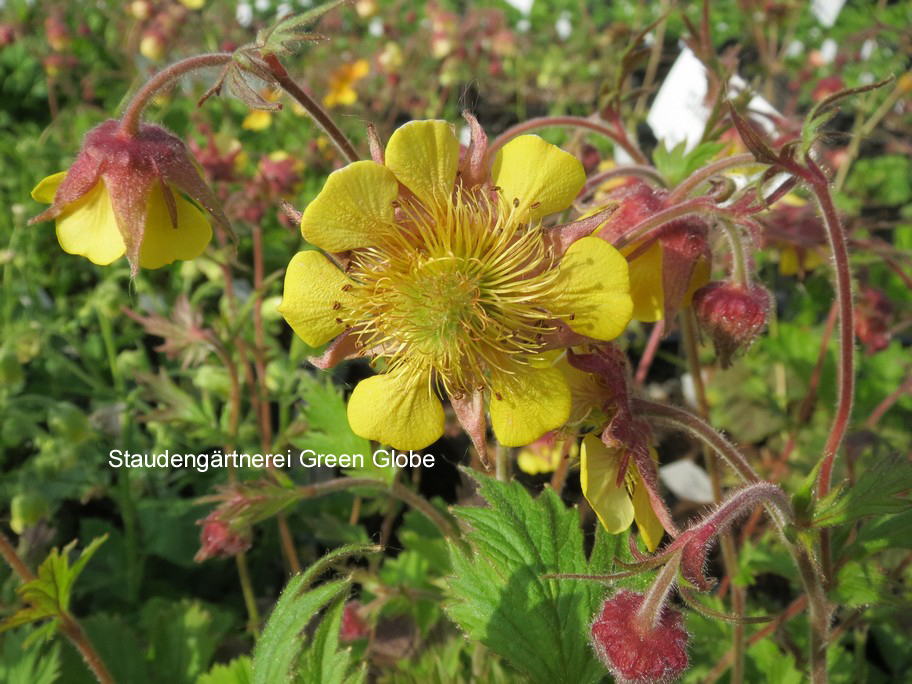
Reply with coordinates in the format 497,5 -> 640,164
30,119 -> 229,273
580,434 -> 664,551
279,120 -> 633,450
179,0 -> 205,9
323,59 -> 370,108
139,32 -> 165,61
517,431 -> 578,475
378,42 -> 404,73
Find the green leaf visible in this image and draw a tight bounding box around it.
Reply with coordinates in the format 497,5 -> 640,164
747,640 -> 803,684
0,628 -> 61,684
253,544 -> 381,684
197,657 -> 252,684
813,452 -> 912,526
256,0 -> 347,57
295,598 -> 366,684
856,509 -> 912,553
830,561 -> 893,608
141,599 -> 234,684
0,535 -> 107,634
654,140 -> 728,187
445,471 -> 622,684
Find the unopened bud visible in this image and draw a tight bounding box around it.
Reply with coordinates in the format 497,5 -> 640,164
590,590 -> 689,684
692,281 -> 771,368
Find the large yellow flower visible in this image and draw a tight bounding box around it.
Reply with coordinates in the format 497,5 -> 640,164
580,434 -> 664,551
279,120 -> 634,450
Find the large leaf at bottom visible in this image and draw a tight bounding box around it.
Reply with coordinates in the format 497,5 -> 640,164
445,472 -> 622,684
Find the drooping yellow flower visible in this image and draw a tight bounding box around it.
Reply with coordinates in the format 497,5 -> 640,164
580,433 -> 664,551
323,59 -> 370,108
29,120 -> 225,272
624,242 -> 710,322
279,120 -> 633,450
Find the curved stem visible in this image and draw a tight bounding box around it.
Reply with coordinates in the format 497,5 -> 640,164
667,154 -> 757,202
296,477 -> 462,541
631,398 -> 759,484
634,553 -> 681,632
487,116 -> 648,166
262,54 -> 359,164
120,53 -> 234,136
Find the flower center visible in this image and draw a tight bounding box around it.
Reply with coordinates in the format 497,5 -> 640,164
342,190 -> 562,395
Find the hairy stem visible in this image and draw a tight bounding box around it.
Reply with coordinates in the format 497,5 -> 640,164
262,54 -> 359,164
120,53 -> 234,136
0,532 -> 116,684
667,154 -> 757,202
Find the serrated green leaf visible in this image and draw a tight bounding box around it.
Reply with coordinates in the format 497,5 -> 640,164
197,657 -> 252,684
747,640 -> 803,684
0,535 -> 107,634
445,472 -> 621,684
856,509 -> 912,553
813,452 -> 912,526
831,561 -> 893,608
295,597 -> 365,684
253,544 -> 380,684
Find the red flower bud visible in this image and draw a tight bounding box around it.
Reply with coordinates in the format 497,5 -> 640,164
854,286 -> 892,354
692,282 -> 771,368
194,512 -> 251,562
590,590 -> 689,684
339,600 -> 369,642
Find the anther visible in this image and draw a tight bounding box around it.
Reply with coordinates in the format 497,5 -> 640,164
492,186 -> 501,192
494,392 -> 503,401
341,284 -> 353,292
513,198 -> 520,208
335,317 -> 343,324
332,301 -> 341,310
568,313 -> 575,320
530,201 -> 541,209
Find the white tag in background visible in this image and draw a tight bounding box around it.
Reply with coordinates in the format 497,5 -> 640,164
810,0 -> 846,28
659,460 -> 715,504
645,47 -> 712,153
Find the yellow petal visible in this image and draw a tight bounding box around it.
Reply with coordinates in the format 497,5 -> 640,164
623,240 -> 665,323
242,110 -> 273,131
347,370 -> 444,450
580,434 -> 635,534
138,184 -> 213,269
277,250 -> 355,347
631,448 -> 665,552
55,181 -> 126,265
490,135 -> 585,222
683,256 -> 711,306
631,480 -> 665,552
778,245 -> 799,276
384,120 -> 459,209
550,236 -> 633,341
489,365 -> 571,447
351,58 -> 370,79
31,171 -> 67,204
300,160 -> 398,252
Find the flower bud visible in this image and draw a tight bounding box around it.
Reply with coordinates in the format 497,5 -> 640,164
590,590 -> 689,684
692,282 -> 771,368
194,512 -> 252,562
30,119 -> 230,273
339,600 -> 369,642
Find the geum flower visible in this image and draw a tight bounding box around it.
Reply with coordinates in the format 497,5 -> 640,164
30,119 -> 229,273
278,119 -> 634,453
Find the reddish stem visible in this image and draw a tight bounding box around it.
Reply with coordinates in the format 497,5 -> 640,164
635,320 -> 665,384
120,53 -> 234,136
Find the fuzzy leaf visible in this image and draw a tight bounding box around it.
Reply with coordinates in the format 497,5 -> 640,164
813,452 -> 912,527
198,657 -> 252,684
445,472 -> 623,684
256,1 -> 345,57
253,544 -> 380,684
654,140 -> 727,187
295,598 -> 366,684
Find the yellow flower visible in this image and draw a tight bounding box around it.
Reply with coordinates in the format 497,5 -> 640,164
242,91 -> 281,131
323,59 -> 370,108
29,119 -> 226,272
278,120 -> 633,450
580,434 -> 664,551
32,173 -> 212,269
